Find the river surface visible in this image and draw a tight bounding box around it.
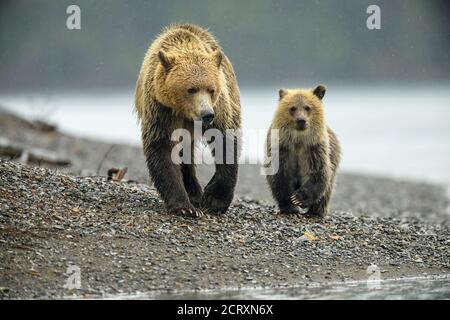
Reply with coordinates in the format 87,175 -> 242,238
1,85 -> 449,186
95,276 -> 450,300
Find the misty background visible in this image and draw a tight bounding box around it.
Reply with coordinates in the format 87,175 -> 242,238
0,0 -> 449,186
1,0 -> 449,90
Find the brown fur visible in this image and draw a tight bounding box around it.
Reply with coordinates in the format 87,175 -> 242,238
266,85 -> 341,217
135,24 -> 241,217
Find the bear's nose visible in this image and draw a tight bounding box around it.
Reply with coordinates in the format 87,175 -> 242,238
296,119 -> 307,129
201,111 -> 215,124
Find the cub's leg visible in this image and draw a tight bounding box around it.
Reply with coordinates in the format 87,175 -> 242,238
305,187 -> 331,217
307,168 -> 337,217
266,147 -> 301,215
292,143 -> 331,216
202,132 -> 239,214
145,138 -> 203,217
267,172 -> 300,215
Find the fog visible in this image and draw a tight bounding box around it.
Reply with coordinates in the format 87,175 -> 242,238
1,0 -> 449,184
0,0 -> 449,90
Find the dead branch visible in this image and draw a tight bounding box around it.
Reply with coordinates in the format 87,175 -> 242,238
107,167 -> 128,181
96,145 -> 115,176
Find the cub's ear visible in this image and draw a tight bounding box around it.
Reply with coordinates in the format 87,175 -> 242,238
313,85 -> 326,100
158,50 -> 174,71
278,89 -> 288,100
212,50 -> 223,68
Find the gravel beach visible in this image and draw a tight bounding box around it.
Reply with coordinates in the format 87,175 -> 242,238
0,110 -> 449,299
1,160 -> 449,299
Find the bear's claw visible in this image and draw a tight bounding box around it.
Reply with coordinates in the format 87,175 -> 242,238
290,194 -> 303,206
292,189 -> 314,209
172,206 -> 204,218
195,208 -> 204,218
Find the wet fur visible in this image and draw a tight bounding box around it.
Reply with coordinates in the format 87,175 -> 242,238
266,87 -> 341,217
135,24 -> 241,217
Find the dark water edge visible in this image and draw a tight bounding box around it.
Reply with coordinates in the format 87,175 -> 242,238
80,276 -> 450,300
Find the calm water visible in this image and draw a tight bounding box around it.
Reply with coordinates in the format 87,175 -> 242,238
97,276 -> 450,300
1,85 -> 449,186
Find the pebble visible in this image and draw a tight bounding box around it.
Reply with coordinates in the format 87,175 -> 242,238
1,159 -> 449,299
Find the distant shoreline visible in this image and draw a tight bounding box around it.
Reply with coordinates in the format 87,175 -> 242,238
2,86 -> 450,186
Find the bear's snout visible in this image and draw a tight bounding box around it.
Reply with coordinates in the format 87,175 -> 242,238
296,119 -> 307,130
201,110 -> 215,124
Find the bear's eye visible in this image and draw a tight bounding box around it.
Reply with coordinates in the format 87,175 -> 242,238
290,106 -> 296,112
208,88 -> 215,95
304,106 -> 311,112
187,87 -> 199,94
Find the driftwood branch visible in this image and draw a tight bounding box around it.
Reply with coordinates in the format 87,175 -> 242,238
107,167 -> 128,181
96,145 -> 115,176
0,137 -> 70,167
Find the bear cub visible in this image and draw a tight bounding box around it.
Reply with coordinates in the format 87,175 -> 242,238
265,85 -> 341,217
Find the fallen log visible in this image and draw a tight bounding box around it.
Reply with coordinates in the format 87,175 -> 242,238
0,137 -> 71,167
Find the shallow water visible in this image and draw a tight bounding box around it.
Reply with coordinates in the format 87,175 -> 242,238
97,276 -> 450,300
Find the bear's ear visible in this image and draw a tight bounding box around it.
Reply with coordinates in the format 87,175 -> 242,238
313,85 -> 326,100
158,50 -> 174,71
278,89 -> 288,100
212,50 -> 223,68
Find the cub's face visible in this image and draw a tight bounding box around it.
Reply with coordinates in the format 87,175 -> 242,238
155,50 -> 223,124
274,85 -> 326,132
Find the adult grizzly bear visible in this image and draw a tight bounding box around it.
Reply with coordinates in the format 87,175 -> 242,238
135,24 -> 241,217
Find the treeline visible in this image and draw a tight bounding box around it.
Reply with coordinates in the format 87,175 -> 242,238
0,0 -> 449,91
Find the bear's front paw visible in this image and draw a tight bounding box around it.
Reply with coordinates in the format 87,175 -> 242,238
279,205 -> 302,216
305,201 -> 327,218
188,192 -> 203,208
168,204 -> 204,218
291,189 -> 314,209
201,191 -> 232,215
